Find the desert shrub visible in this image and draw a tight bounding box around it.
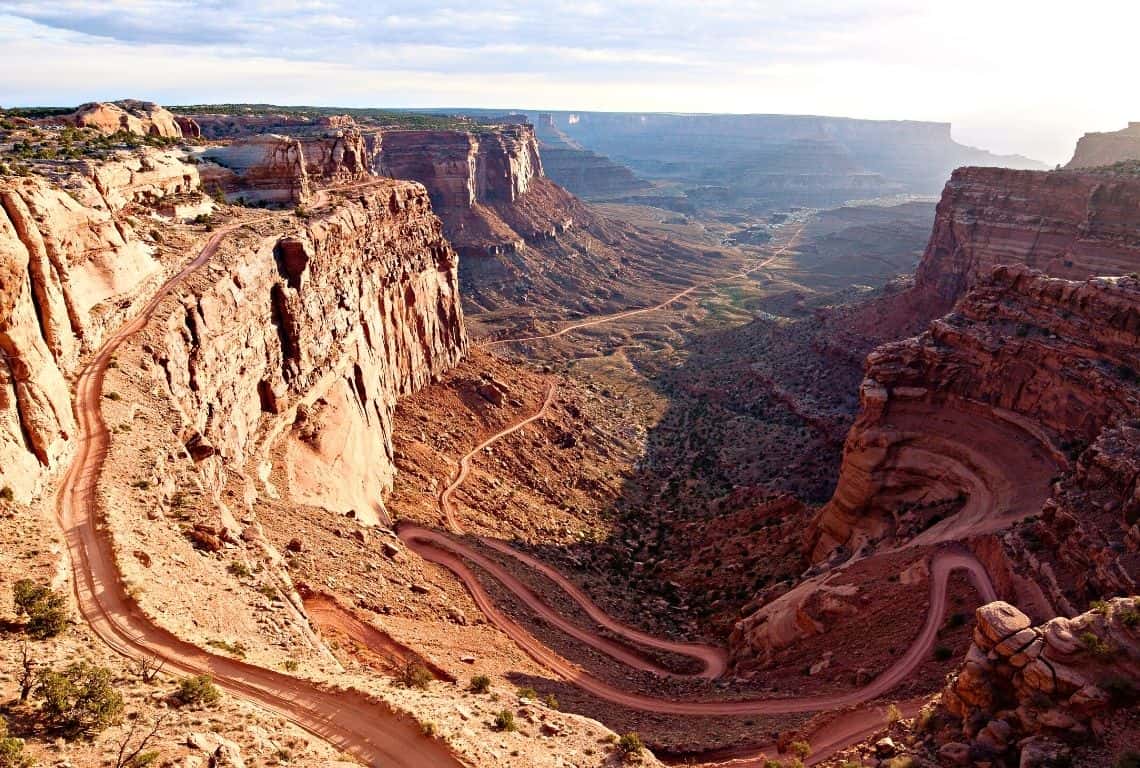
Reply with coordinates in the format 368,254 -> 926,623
1078,631 -> 1114,660
886,703 -> 903,723
35,662 -> 124,734
884,758 -> 919,768
421,721 -> 437,737
493,710 -> 516,732
0,486 -> 13,502
13,579 -> 69,639
1119,604 -> 1140,628
469,674 -> 491,694
283,659 -> 299,672
0,717 -> 31,768
398,662 -> 433,690
617,732 -> 643,760
790,740 -> 811,760
227,562 -> 251,578
128,751 -> 160,768
542,693 -> 559,709
516,686 -> 536,700
174,674 -> 220,707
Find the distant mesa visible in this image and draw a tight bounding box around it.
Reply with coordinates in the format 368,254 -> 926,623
55,99 -> 189,138
1065,121 -> 1140,169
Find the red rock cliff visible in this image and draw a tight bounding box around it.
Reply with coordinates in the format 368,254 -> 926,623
155,181 -> 466,523
0,154 -> 201,500
911,167 -> 1140,318
810,266 -> 1140,563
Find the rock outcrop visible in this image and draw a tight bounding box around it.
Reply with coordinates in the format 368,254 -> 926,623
200,135 -> 311,204
810,267 -> 1140,563
0,158 -> 198,499
911,167 -> 1140,319
937,598 -> 1140,767
61,100 -> 186,138
156,180 -> 466,523
379,125 -> 568,257
1065,122 -> 1140,169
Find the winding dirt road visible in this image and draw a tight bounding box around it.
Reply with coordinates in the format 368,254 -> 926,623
55,205 -> 462,767
485,225 -> 804,347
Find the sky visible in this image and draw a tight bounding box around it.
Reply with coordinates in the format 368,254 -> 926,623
0,1 -> 1136,165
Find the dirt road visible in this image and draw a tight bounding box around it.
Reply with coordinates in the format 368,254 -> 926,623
55,202 -> 463,768
485,225 -> 804,346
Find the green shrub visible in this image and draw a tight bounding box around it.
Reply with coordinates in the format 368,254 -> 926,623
174,674 -> 220,707
469,674 -> 491,694
1079,631 -> 1115,659
13,579 -> 69,639
398,662 -> 433,690
790,740 -> 811,760
493,710 -> 516,732
421,721 -> 437,737
0,717 -> 31,768
227,562 -> 251,578
35,662 -> 124,734
542,693 -> 559,709
516,686 -> 536,700
129,750 -> 161,768
617,732 -> 643,760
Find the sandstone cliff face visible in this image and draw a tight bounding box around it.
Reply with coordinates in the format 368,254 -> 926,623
0,157 -> 197,499
810,267 -> 1140,563
156,181 -> 466,523
912,167 -> 1140,318
62,100 -> 185,138
201,135 -> 311,204
379,125 -> 568,256
935,599 -> 1140,767
1065,122 -> 1140,169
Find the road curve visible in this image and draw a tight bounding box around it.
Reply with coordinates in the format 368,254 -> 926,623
55,208 -> 463,768
433,385 -> 728,679
401,526 -> 995,716
484,225 -> 804,347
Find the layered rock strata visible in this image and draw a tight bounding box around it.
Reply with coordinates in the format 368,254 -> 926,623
1065,122 -> 1140,169
911,167 -> 1140,318
156,180 -> 466,523
810,267 -> 1140,563
0,156 -> 199,498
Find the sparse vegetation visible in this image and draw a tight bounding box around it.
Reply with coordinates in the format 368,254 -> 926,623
493,709 -> 516,732
35,662 -> 124,735
886,703 -> 903,724
469,674 -> 491,694
617,732 -> 644,761
789,740 -> 811,760
206,639 -> 248,658
1078,631 -> 1114,660
398,662 -> 433,690
421,721 -> 437,737
13,579 -> 69,639
227,561 -> 252,578
516,686 -> 536,700
173,674 -> 220,708
0,716 -> 31,768
0,486 -> 13,502
542,693 -> 559,709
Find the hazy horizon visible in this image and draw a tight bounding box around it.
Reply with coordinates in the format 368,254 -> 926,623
1,0 -> 1137,165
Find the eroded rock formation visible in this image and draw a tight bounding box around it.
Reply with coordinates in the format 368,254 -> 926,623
1066,122 -> 1140,169
0,157 -> 197,498
61,100 -> 186,138
200,135 -> 312,204
911,167 -> 1140,318
156,180 -> 466,524
936,599 -> 1140,767
810,266 -> 1140,563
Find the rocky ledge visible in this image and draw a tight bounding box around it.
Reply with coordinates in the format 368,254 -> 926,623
810,266 -> 1140,563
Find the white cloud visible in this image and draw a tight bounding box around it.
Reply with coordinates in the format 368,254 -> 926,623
0,1 -> 1137,163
